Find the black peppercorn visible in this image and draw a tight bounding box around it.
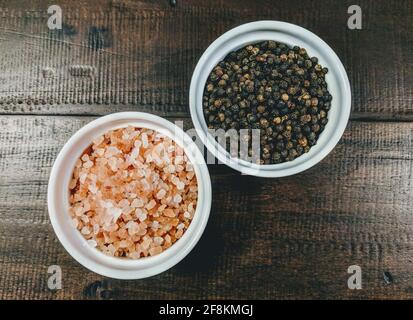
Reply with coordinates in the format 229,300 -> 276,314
214,99 -> 222,108
203,40 -> 331,164
311,57 -> 318,64
260,118 -> 269,128
218,113 -> 225,122
257,105 -> 266,113
281,93 -> 289,101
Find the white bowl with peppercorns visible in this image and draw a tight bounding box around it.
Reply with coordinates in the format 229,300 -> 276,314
190,21 -> 351,177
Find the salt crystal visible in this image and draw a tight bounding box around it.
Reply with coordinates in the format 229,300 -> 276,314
165,234 -> 172,243
83,160 -> 93,169
101,200 -> 113,208
119,240 -> 129,248
129,252 -> 140,259
156,189 -> 167,200
141,179 -> 150,190
106,207 -> 122,222
137,212 -> 147,222
141,238 -> 152,250
127,228 -> 137,237
175,229 -> 183,239
88,183 -> 98,194
81,226 -> 90,235
154,236 -> 164,246
135,208 -> 143,216
130,147 -> 139,160
173,194 -> 182,203
146,199 -> 156,210
149,246 -> 163,256
69,179 -> 77,189
79,173 -> 87,184
95,148 -> 105,157
151,221 -> 160,229
83,200 -> 91,212
108,157 -> 118,172
125,220 -> 134,228
167,164 -> 176,173
163,209 -> 175,218
107,244 -> 116,255
142,133 -> 148,148
122,132 -> 130,140
131,198 -> 144,208
188,202 -> 194,213
153,154 -> 163,166
171,176 -> 179,185
72,218 -> 79,228
118,199 -> 130,208
174,156 -> 183,165
75,206 -> 84,216
69,127 -> 198,259
105,146 -> 121,158
154,143 -> 164,154
136,226 -> 147,236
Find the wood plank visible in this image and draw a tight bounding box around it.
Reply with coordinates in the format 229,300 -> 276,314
0,115 -> 412,299
0,0 -> 411,119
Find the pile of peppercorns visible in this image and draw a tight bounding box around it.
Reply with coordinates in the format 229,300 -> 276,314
202,40 -> 332,164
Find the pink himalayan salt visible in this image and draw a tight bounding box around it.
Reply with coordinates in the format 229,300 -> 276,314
69,126 -> 197,259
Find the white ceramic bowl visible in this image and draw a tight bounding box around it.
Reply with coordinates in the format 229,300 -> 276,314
48,112 -> 212,279
190,21 -> 351,177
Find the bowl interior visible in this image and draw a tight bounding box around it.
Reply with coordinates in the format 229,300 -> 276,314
48,112 -> 211,279
190,21 -> 351,177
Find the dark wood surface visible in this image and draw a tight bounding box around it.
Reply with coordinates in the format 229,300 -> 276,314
0,0 -> 412,299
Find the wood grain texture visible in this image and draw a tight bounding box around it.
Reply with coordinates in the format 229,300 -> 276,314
0,0 -> 412,300
0,115 -> 412,299
0,0 -> 411,119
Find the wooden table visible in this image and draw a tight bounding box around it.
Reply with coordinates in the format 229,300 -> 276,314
0,0 -> 412,300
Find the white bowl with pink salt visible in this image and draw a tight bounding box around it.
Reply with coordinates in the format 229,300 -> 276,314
48,112 -> 212,279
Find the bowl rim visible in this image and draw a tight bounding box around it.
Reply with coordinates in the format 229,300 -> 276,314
47,112 -> 212,279
189,20 -> 351,177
